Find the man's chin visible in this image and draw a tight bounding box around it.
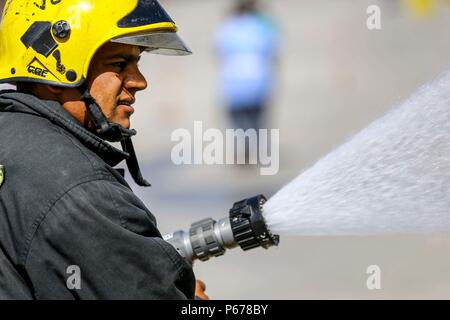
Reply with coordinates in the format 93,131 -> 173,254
110,117 -> 131,130
119,120 -> 131,130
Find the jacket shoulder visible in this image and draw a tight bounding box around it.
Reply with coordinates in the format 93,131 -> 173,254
0,110 -> 121,265
1,110 -> 111,178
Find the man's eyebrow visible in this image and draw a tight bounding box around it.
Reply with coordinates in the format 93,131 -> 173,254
105,53 -> 141,62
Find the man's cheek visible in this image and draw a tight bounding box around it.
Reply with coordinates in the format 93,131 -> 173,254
100,100 -> 118,119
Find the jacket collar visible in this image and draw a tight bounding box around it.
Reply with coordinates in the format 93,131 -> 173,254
0,90 -> 128,167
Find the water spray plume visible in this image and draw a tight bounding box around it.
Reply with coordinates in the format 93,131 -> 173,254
264,70 -> 450,236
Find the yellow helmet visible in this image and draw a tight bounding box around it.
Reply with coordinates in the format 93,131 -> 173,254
0,0 -> 191,87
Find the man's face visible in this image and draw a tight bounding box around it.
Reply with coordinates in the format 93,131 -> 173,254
86,42 -> 148,129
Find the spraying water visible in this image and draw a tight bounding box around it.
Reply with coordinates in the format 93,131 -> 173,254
264,70 -> 450,235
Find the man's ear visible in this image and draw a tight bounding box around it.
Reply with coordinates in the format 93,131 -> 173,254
26,83 -> 65,102
44,85 -> 64,95
41,85 -> 82,104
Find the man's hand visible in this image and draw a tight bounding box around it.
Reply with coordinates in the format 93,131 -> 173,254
195,280 -> 209,300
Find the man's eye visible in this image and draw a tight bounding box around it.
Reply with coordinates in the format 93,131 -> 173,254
111,61 -> 127,71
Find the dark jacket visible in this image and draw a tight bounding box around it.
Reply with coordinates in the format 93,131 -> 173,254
0,91 -> 195,299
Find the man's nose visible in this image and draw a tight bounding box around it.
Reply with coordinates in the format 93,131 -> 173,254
124,65 -> 148,93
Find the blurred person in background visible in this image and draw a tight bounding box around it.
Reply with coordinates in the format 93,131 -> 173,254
215,0 -> 280,165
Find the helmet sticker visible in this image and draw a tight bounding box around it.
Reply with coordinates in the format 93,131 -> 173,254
27,57 -> 57,79
52,50 -> 66,75
34,0 -> 63,11
21,21 -> 58,57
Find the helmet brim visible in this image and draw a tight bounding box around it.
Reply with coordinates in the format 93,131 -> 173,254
111,32 -> 192,56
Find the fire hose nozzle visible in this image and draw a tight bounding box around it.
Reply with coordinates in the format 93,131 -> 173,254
163,195 -> 280,263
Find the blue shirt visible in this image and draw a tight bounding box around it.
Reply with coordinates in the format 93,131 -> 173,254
216,13 -> 279,109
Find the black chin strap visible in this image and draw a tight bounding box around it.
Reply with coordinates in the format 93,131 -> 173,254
120,138 -> 151,187
80,90 -> 151,187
